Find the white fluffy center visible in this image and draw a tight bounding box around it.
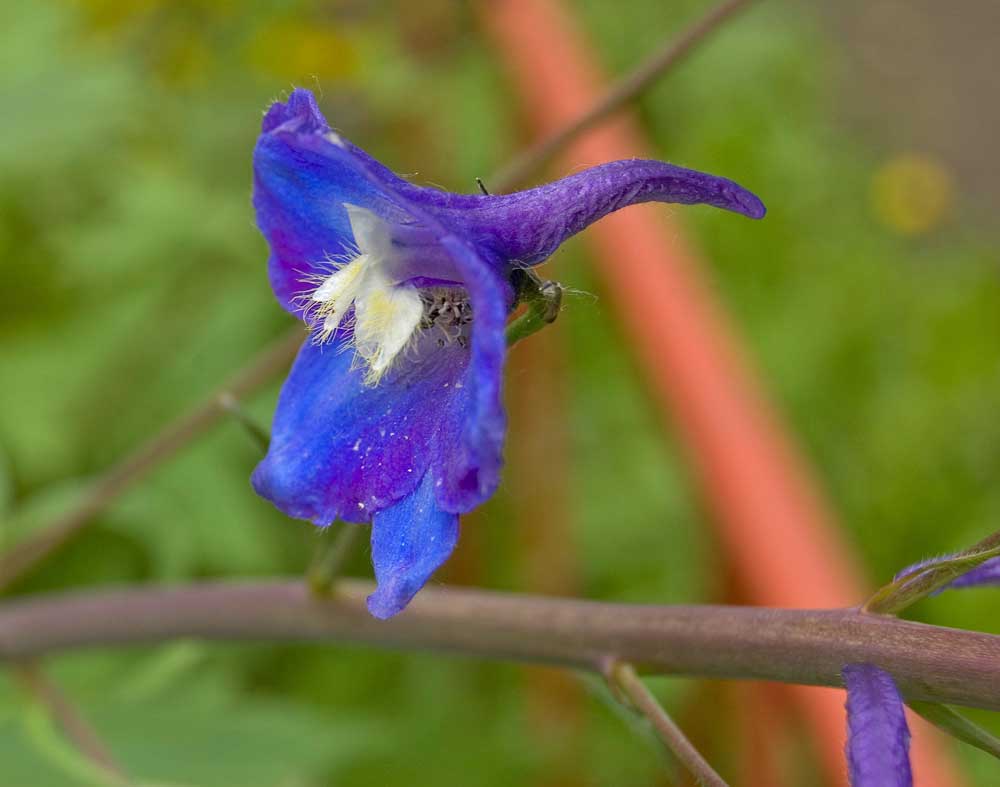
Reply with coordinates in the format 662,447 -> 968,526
306,205 -> 434,386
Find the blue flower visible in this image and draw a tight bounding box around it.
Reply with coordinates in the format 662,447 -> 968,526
843,664 -> 912,787
251,88 -> 765,618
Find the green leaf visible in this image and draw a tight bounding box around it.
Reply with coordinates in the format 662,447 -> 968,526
908,701 -> 1000,761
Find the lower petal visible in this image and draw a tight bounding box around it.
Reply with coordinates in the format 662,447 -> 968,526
843,664 -> 913,787
252,337 -> 467,525
367,470 -> 459,619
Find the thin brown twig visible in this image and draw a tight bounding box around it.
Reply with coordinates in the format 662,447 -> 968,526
12,661 -> 131,786
2,581 -> 1000,712
0,329 -> 303,592
605,661 -> 728,787
489,0 -> 758,192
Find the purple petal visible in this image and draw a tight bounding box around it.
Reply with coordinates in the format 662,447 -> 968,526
253,336 -> 468,525
946,555 -> 1000,589
253,92 -> 413,312
434,158 -> 766,265
431,235 -> 507,512
252,238 -> 507,524
843,664 -> 912,787
367,470 -> 459,619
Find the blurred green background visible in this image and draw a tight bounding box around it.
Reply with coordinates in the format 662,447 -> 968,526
1,0 -> 998,785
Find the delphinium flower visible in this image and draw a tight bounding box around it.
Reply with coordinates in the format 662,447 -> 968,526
842,664 -> 912,787
251,88 -> 766,618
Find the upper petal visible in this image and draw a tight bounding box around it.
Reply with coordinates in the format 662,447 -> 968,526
843,664 -> 913,787
253,90 -> 414,312
431,158 -> 767,265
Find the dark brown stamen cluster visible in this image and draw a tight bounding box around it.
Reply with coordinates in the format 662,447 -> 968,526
419,288 -> 473,348
420,289 -> 473,330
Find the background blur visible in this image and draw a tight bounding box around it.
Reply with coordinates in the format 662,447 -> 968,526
1,0 -> 998,785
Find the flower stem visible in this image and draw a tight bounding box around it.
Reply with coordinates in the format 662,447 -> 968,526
506,269 -> 563,347
217,393 -> 271,453
604,661 -> 728,786
908,701 -> 1000,761
307,524 -> 362,597
3,581 -> 1000,712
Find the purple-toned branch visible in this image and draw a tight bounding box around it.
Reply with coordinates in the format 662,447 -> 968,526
1,581 -> 999,711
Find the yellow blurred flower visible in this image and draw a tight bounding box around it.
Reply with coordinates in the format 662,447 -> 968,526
870,152 -> 954,236
245,20 -> 358,83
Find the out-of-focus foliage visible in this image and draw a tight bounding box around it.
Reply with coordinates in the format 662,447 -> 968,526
1,0 -> 998,784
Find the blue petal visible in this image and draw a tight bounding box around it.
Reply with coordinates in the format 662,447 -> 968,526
432,235 -> 507,512
843,664 -> 912,787
438,158 -> 766,265
253,336 -> 468,525
367,470 -> 459,619
253,91 -> 412,312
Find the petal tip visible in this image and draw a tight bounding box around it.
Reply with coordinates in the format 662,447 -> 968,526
729,183 -> 767,220
261,87 -> 328,135
366,582 -> 409,620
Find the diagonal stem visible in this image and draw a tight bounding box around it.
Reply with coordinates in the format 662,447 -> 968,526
0,329 -> 303,593
12,661 -> 131,786
604,660 -> 728,786
489,0 -> 759,192
307,524 -> 363,596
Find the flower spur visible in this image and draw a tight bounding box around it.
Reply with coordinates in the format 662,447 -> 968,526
251,88 -> 765,618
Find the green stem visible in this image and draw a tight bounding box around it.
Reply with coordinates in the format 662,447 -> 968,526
307,525 -> 362,597
908,701 -> 1000,761
506,269 -> 564,346
605,661 -> 728,786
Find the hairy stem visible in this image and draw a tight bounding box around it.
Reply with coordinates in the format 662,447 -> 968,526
1,581 -> 999,711
490,0 -> 758,192
605,661 -> 728,786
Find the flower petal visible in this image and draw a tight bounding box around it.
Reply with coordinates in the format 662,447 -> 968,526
843,664 -> 913,787
437,158 -> 766,265
431,235 -> 507,512
252,336 -> 467,525
253,90 -> 412,312
367,470 -> 459,619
